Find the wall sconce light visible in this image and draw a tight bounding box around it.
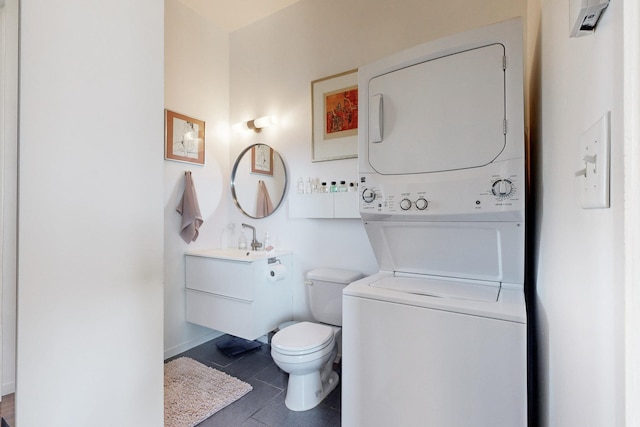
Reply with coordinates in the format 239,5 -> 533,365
245,115 -> 277,133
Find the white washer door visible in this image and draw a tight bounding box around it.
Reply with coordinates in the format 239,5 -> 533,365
367,43 -> 506,174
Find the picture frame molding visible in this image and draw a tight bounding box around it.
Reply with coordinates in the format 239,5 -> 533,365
311,69 -> 358,162
251,144 -> 274,176
164,109 -> 206,165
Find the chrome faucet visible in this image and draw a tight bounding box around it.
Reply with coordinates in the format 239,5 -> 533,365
241,223 -> 262,251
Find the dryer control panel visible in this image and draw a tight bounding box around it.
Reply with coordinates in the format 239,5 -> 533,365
359,160 -> 524,222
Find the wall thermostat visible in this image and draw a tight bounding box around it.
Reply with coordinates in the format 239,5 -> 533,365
570,0 -> 610,37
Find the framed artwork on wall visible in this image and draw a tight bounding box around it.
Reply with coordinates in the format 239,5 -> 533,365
311,69 -> 358,162
165,109 -> 205,164
251,144 -> 274,176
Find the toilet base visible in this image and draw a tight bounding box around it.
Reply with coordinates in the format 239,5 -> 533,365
272,324 -> 341,411
285,368 -> 339,412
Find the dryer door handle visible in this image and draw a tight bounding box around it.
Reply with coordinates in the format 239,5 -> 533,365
369,94 -> 384,143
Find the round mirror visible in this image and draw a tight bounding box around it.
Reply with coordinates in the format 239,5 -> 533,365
231,144 -> 288,218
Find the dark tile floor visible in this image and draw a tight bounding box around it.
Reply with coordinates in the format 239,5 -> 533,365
166,334 -> 342,427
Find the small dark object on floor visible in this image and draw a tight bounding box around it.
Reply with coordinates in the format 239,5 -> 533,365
215,335 -> 262,357
1,417 -> 9,427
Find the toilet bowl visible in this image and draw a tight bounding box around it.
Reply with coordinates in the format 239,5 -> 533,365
270,268 -> 363,411
271,321 -> 340,411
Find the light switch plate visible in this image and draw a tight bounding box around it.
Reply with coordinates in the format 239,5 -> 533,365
578,111 -> 610,208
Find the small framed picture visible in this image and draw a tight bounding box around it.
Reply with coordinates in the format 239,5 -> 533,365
311,69 -> 358,162
165,109 -> 205,164
251,144 -> 274,176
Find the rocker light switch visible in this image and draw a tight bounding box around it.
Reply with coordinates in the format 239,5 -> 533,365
576,112 -> 610,209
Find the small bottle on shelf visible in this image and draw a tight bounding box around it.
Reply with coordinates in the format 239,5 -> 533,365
305,177 -> 312,194
263,232 -> 272,253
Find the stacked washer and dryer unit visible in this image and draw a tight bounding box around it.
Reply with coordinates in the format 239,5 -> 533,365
342,19 -> 528,426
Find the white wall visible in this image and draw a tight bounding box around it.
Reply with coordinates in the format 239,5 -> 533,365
18,1 -> 165,425
535,0 -> 625,425
623,2 -> 640,424
0,0 -> 17,396
163,0 -> 232,358
228,0 -> 526,320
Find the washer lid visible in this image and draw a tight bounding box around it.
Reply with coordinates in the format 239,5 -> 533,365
363,221 -> 524,284
370,276 -> 500,302
272,321 -> 334,354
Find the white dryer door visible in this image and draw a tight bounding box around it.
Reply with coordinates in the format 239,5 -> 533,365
367,43 -> 506,174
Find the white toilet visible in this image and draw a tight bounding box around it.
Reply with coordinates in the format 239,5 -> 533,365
270,268 -> 363,411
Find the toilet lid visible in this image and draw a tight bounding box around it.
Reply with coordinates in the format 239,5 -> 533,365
272,322 -> 334,354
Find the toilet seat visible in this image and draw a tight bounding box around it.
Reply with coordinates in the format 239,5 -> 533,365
272,322 -> 334,356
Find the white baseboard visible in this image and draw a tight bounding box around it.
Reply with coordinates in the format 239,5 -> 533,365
2,380 -> 15,396
164,330 -> 222,360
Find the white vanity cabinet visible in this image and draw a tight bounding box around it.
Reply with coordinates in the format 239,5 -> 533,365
185,249 -> 293,340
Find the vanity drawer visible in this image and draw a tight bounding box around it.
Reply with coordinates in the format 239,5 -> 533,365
184,250 -> 293,340
185,255 -> 253,301
186,290 -> 253,338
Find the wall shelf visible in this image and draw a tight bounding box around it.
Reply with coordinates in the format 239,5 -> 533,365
289,191 -> 361,219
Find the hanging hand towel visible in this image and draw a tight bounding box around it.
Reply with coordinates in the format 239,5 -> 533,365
255,180 -> 274,217
176,171 -> 204,243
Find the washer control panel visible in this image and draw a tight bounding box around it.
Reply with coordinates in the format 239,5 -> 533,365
359,170 -> 523,219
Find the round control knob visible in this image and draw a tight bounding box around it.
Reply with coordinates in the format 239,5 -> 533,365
491,179 -> 514,198
400,198 -> 412,210
415,198 -> 428,210
362,188 -> 376,203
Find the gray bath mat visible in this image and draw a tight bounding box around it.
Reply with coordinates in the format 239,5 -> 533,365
164,357 -> 252,427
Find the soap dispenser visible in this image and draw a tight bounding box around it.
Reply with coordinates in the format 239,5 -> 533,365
221,223 -> 236,248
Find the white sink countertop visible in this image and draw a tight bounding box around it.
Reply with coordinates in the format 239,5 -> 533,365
185,248 -> 292,262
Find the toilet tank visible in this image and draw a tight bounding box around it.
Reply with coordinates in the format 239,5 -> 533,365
307,268 -> 363,326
